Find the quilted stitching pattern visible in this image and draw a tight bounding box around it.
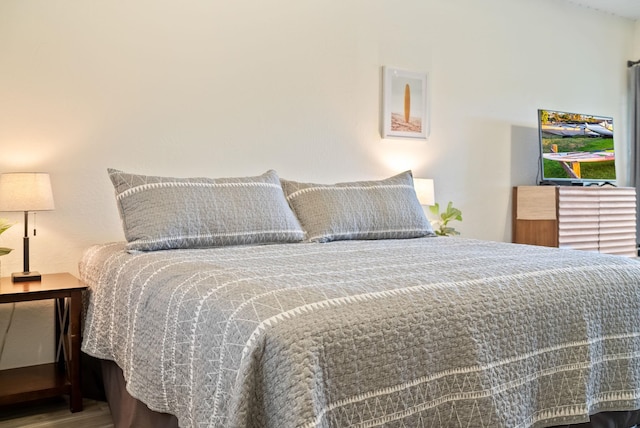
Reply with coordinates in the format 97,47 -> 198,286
81,238 -> 640,428
108,169 -> 304,251
281,171 -> 435,242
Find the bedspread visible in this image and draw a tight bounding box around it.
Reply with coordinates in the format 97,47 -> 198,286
80,238 -> 640,428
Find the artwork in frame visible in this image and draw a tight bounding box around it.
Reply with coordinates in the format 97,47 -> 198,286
382,67 -> 428,139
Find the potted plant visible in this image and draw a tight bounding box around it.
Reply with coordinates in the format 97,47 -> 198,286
429,201 -> 462,236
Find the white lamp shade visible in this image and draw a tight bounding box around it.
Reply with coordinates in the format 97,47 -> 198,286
0,173 -> 55,212
413,178 -> 435,206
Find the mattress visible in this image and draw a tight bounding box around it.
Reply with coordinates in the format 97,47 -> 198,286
80,237 -> 640,428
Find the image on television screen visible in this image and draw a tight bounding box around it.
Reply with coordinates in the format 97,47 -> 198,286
538,109 -> 615,183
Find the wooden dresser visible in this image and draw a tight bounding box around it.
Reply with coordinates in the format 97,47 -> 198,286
512,186 -> 637,257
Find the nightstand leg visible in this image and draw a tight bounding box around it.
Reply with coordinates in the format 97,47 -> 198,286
69,290 -> 83,412
54,298 -> 68,372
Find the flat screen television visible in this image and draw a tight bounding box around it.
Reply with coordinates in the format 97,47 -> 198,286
537,108 -> 616,185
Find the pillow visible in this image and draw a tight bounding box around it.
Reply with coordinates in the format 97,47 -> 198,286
108,169 -> 305,251
280,171 -> 435,243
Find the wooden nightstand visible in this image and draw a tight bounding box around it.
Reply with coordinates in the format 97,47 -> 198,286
0,272 -> 87,412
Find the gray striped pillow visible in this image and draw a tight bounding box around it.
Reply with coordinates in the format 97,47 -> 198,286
281,171 -> 435,243
108,169 -> 304,251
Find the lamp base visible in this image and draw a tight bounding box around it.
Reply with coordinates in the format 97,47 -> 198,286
12,271 -> 42,282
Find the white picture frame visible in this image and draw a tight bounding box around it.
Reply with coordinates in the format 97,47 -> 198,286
381,67 -> 428,139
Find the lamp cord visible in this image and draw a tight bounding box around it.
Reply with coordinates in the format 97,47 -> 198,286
0,303 -> 16,365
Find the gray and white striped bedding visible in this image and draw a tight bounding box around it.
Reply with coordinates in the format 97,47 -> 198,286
80,237 -> 640,427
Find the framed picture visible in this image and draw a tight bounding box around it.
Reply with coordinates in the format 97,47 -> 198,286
381,67 -> 428,139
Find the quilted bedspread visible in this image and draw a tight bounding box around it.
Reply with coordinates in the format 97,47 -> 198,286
80,237 -> 640,428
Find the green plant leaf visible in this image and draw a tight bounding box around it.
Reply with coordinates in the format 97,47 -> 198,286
447,209 -> 463,222
441,227 -> 460,236
0,247 -> 13,256
0,218 -> 13,235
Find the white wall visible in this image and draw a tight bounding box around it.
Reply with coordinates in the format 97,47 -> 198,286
0,0 -> 635,368
634,20 -> 640,58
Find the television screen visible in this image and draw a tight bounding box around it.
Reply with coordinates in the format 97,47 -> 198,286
538,109 -> 616,184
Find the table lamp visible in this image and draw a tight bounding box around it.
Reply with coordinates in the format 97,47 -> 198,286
413,178 -> 435,206
0,172 -> 55,282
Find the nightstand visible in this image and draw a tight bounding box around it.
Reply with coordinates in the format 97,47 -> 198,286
0,272 -> 87,412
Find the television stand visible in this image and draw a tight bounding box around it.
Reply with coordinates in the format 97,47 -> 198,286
513,186 -> 636,257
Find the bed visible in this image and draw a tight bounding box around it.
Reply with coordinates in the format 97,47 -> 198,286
80,168 -> 640,428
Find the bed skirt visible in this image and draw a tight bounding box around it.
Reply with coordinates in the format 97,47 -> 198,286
96,358 -> 640,428
101,359 -> 178,428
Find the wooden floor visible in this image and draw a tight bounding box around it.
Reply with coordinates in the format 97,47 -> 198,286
0,398 -> 114,428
